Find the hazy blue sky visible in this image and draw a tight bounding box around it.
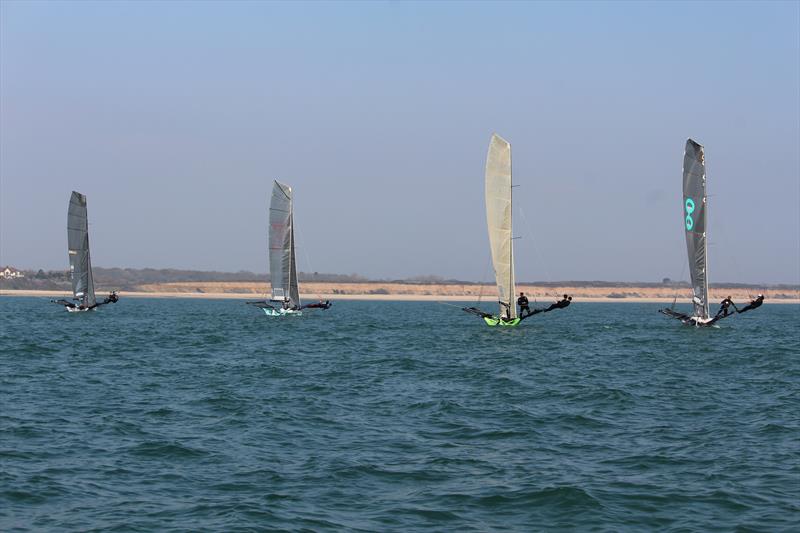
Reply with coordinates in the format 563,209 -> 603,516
1,1 -> 798,283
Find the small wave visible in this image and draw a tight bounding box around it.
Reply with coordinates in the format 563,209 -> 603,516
599,453 -> 689,469
484,486 -> 602,509
434,485 -> 604,516
545,412 -> 613,429
144,407 -> 175,417
757,422 -> 797,435
128,441 -> 208,459
388,507 -> 463,522
3,488 -> 48,504
332,462 -> 443,483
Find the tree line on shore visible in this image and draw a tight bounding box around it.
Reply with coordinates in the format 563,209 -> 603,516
1,267 -> 795,292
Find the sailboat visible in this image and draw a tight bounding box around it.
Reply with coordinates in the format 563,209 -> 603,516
247,180 -> 331,316
659,139 -> 759,326
463,134 -> 570,327
52,191 -> 119,312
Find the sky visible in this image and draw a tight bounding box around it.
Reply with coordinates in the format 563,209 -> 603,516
1,0 -> 798,284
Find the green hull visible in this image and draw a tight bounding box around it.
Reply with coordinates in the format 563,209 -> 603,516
483,317 -> 521,327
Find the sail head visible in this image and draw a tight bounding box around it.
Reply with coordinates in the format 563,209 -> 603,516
67,191 -> 96,307
683,139 -> 709,319
485,134 -> 516,319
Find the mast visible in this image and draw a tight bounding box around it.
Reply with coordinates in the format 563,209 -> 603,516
704,148 -> 710,318
288,208 -> 300,307
509,143 -> 514,314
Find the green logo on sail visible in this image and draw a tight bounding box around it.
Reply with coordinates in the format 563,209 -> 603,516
685,198 -> 695,230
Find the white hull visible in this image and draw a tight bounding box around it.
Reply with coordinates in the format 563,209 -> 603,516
66,306 -> 94,313
688,316 -> 718,328
262,308 -> 302,317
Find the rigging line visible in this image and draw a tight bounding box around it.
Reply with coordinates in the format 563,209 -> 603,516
295,234 -> 326,303
517,206 -> 553,281
667,234 -> 687,311
711,198 -> 754,299
475,255 -> 492,307
261,233 -> 272,301
665,200 -> 690,305
517,206 -> 556,301
671,256 -> 688,306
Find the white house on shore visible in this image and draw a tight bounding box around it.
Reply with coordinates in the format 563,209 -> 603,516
0,266 -> 25,279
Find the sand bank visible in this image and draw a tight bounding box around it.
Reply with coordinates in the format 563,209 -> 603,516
3,289 -> 798,304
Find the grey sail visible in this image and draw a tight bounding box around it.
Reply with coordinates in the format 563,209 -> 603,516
268,180 -> 301,307
67,191 -> 96,307
683,139 -> 709,319
485,133 -> 516,319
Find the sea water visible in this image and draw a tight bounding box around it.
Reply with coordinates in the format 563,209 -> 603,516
1,297 -> 798,531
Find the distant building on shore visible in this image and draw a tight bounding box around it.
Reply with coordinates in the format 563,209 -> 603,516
0,266 -> 25,279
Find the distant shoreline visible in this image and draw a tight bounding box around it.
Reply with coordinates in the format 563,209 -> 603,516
2,289 -> 798,304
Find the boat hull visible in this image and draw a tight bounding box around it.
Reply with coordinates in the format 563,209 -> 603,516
483,317 -> 521,327
659,308 -> 721,327
66,307 -> 94,313
262,308 -> 302,317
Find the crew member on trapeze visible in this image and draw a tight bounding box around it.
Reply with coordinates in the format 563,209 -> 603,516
516,292 -> 546,318
517,292 -> 530,317
544,294 -> 572,312
302,300 -> 332,310
715,295 -> 738,319
737,294 -> 764,314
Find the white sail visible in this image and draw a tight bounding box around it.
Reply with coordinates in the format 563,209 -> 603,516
268,180 -> 301,308
485,134 -> 516,319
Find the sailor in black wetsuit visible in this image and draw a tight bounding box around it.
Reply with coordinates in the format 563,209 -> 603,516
103,291 -> 119,305
303,300 -> 332,310
498,300 -> 512,320
738,294 -> 764,314
90,291 -> 120,309
715,295 -> 737,318
517,292 -> 530,317
545,294 -> 572,312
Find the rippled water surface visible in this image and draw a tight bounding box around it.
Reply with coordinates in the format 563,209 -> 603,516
2,297 -> 798,531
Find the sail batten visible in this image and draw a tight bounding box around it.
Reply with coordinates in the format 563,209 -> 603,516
268,180 -> 301,308
683,139 -> 709,319
67,191 -> 96,307
485,134 -> 516,319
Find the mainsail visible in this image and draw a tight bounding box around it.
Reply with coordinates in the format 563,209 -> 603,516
268,180 -> 300,308
67,191 -> 96,307
683,139 -> 709,319
485,134 -> 516,319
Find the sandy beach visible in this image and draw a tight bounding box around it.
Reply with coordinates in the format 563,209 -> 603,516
4,282 -> 798,304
